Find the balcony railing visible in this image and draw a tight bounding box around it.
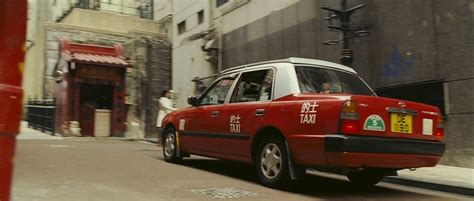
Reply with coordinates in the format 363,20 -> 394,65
76,0 -> 153,20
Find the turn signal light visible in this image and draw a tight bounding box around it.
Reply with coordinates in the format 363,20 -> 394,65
340,100 -> 359,120
340,100 -> 360,134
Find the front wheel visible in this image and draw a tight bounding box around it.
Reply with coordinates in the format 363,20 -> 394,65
256,137 -> 291,189
347,169 -> 384,187
162,127 -> 182,163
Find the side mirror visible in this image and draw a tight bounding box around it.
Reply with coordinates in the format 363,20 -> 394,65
187,96 -> 199,106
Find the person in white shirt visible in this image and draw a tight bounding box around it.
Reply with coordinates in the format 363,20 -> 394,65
156,90 -> 177,129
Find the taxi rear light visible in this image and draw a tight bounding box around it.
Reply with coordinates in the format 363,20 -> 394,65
437,116 -> 444,128
340,100 -> 360,134
341,120 -> 361,134
435,115 -> 445,137
435,129 -> 444,137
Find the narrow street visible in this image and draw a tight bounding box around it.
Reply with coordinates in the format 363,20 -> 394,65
12,137 -> 470,201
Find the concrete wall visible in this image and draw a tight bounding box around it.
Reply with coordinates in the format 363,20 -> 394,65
218,0 -> 474,168
24,7 -> 163,102
154,0 -> 173,39
24,4 -> 171,138
61,8 -> 160,34
213,0 -> 299,33
170,0 -> 217,108
41,23 -> 170,138
24,0 -> 51,101
123,37 -> 172,138
48,0 -> 79,21
154,0 -> 171,21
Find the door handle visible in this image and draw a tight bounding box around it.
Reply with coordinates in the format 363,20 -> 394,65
211,111 -> 219,117
256,109 -> 265,116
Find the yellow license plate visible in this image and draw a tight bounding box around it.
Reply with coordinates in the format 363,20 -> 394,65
390,113 -> 413,134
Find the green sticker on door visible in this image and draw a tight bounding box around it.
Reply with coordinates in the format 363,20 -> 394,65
363,115 -> 385,131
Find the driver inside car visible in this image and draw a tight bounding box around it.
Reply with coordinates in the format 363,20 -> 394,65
321,82 -> 332,94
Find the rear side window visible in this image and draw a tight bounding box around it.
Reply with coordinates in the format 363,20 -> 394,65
231,69 -> 274,103
295,66 -> 374,96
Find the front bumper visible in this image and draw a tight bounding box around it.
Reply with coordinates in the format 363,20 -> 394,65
324,134 -> 445,168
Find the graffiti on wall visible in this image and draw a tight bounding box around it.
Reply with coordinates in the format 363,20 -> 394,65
383,46 -> 416,77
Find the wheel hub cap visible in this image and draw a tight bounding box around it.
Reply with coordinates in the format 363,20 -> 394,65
164,133 -> 175,157
260,143 -> 282,179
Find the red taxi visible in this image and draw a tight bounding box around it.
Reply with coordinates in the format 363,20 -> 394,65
161,58 -> 445,188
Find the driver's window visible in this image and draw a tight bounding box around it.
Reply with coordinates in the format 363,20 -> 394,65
199,79 -> 235,105
231,69 -> 273,103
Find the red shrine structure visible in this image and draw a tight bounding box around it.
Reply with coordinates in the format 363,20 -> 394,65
55,38 -> 131,137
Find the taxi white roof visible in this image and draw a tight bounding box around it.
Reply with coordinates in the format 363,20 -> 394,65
221,57 -> 357,74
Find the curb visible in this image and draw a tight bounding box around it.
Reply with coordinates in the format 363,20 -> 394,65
383,176 -> 474,196
143,138 -> 160,145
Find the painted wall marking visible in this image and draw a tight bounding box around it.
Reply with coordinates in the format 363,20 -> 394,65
383,46 -> 416,77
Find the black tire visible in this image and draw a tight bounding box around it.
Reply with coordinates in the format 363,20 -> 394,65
162,127 -> 182,163
256,136 -> 291,189
347,169 -> 384,187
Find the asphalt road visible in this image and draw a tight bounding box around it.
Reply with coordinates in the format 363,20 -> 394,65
12,138 -> 471,201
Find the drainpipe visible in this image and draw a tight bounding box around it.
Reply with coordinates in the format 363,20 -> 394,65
142,37 -> 153,138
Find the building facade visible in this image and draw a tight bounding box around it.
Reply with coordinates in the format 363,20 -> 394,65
156,0 -> 218,108
163,0 -> 472,168
25,0 -> 171,138
215,0 -> 473,168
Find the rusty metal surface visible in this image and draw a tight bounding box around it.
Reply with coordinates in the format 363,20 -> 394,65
0,1 -> 27,201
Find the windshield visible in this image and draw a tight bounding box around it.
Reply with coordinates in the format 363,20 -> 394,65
295,66 -> 375,96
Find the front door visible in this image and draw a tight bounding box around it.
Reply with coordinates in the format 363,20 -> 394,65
180,78 -> 236,154
78,83 -> 114,136
79,105 -> 95,136
218,69 -> 275,158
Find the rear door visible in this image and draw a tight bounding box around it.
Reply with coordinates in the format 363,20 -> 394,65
218,69 -> 275,159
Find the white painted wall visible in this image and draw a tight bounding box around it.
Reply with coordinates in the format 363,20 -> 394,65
61,8 -> 160,34
154,0 -> 173,20
167,0 -> 300,108
27,0 -> 39,41
49,0 -> 78,21
168,0 -> 217,108
24,0 -> 51,101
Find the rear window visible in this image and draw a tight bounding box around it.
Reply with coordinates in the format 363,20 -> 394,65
295,66 -> 375,96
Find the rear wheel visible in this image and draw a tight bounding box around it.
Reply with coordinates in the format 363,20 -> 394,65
162,127 -> 182,163
256,137 -> 291,189
347,169 -> 384,187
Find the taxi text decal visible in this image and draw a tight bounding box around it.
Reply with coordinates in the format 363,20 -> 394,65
300,101 -> 318,124
230,115 -> 241,133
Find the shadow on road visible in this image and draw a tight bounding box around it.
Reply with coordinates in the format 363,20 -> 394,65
173,157 -> 444,200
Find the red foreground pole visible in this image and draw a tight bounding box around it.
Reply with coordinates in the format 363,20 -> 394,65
0,1 -> 27,201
